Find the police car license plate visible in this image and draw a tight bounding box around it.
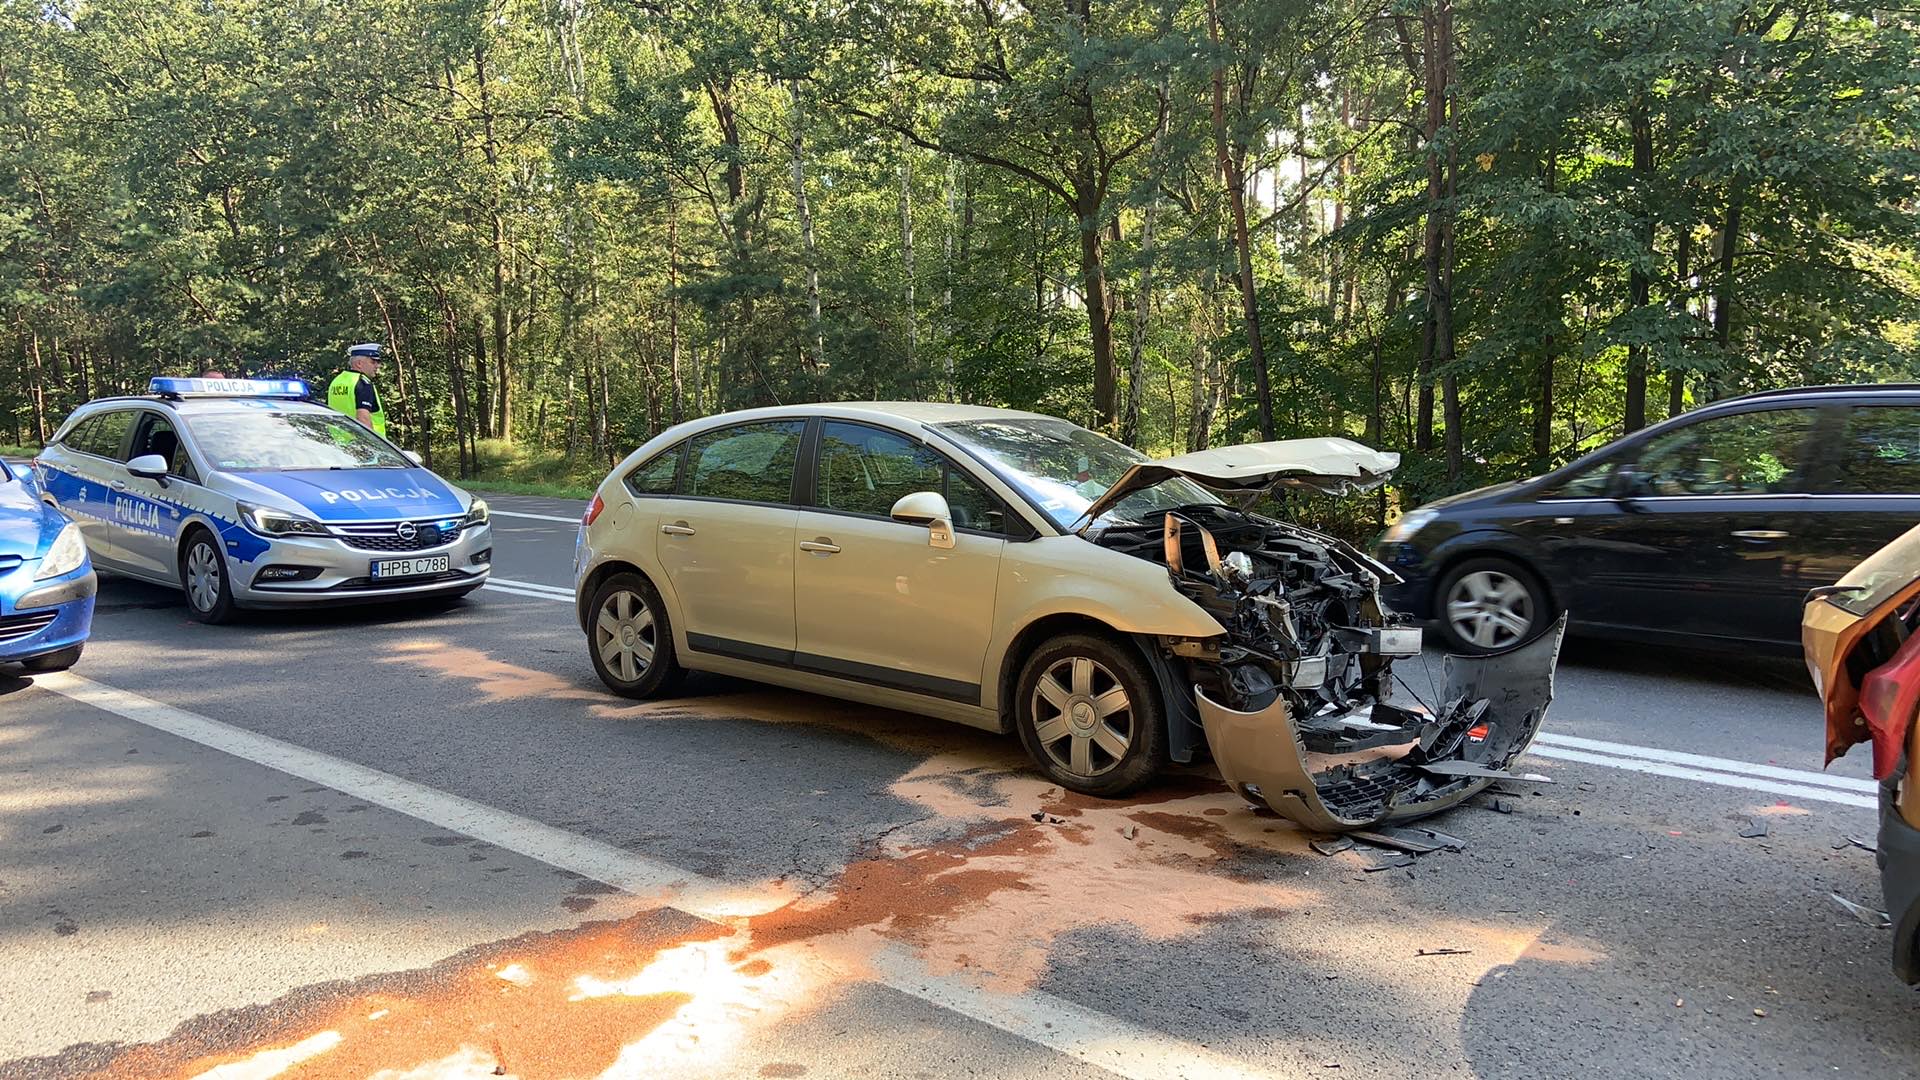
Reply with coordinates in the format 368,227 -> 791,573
370,555 -> 450,580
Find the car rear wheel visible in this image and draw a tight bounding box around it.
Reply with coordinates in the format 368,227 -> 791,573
1436,557 -> 1548,654
587,572 -> 684,699
1014,633 -> 1166,797
21,644 -> 83,673
180,530 -> 238,625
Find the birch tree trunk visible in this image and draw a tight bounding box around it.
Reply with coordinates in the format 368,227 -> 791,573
899,134 -> 917,363
789,84 -> 825,372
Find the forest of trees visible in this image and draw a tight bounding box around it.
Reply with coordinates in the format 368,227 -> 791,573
2,0 -> 1916,520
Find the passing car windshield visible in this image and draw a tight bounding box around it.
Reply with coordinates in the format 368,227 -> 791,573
937,417 -> 1217,530
188,409 -> 409,471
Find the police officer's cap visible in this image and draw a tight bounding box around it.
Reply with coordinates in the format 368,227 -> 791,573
347,342 -> 384,359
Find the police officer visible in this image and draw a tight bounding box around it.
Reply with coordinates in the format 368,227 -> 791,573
327,343 -> 388,437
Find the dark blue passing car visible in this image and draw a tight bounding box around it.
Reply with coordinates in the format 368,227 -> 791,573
1372,384 -> 1920,654
0,458 -> 95,672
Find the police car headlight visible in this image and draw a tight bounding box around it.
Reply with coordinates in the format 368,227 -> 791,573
464,498 -> 489,526
239,501 -> 327,537
35,523 -> 87,579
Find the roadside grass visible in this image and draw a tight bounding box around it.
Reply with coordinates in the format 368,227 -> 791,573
0,444 -> 42,459
459,439 -> 603,500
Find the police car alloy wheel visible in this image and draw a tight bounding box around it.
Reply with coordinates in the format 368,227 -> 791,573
181,531 -> 237,624
587,572 -> 682,698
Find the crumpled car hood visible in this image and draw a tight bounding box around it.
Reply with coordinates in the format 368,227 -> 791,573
1078,438 -> 1400,531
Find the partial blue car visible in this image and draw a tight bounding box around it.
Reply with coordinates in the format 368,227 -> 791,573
0,458 -> 95,672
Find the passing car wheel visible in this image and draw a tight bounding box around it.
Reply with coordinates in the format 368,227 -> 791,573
21,645 -> 83,673
180,530 -> 238,625
1014,633 -> 1166,797
587,573 -> 684,699
1437,558 -> 1547,654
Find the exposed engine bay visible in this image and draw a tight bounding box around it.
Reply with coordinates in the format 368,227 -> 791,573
1095,503 -> 1565,832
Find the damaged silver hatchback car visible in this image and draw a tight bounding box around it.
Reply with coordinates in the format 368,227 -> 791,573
574,404 -> 1565,831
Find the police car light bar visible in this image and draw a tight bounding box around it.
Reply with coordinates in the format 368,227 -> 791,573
150,377 -> 309,399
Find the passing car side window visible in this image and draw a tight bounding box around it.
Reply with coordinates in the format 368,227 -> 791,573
816,422 -> 945,517
1542,459 -> 1617,498
1822,407 -> 1920,495
625,444 -> 683,496
1629,408 -> 1816,497
686,421 -> 802,504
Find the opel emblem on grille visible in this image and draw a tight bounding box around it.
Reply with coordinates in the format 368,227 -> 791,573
397,521 -> 417,541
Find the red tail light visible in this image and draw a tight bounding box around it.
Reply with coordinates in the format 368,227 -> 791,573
583,494 -> 605,527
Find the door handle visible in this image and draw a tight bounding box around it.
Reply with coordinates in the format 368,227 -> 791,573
660,522 -> 696,536
110,480 -> 127,491
1731,530 -> 1789,540
799,538 -> 841,554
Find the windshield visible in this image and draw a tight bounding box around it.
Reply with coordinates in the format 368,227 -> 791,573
1827,521 -> 1920,618
937,417 -> 1218,530
189,410 -> 409,471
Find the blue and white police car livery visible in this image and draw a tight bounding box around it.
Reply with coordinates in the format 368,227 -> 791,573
0,458 -> 94,670
35,378 -> 492,623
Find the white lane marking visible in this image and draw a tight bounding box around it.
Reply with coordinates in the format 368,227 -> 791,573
484,576 -> 573,598
34,673 -> 1281,1080
1535,731 -> 1876,794
472,571 -> 1872,805
489,509 -> 581,524
1530,745 -> 1876,809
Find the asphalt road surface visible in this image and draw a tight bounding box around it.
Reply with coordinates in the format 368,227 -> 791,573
3,492 -> 1916,1080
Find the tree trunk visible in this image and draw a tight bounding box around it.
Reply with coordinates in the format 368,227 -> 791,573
788,85 -> 825,373
1208,0 -> 1275,441
900,135 -> 917,364
1670,224 -> 1691,417
1710,178 -> 1743,399
1417,0 -> 1456,456
1535,147 -> 1558,460
1077,206 -> 1119,432
440,294 -> 472,478
1124,194 -> 1158,447
474,41 -> 511,442
1625,99 -> 1653,432
942,157 -> 957,400
470,318 -> 490,441
668,199 -> 685,424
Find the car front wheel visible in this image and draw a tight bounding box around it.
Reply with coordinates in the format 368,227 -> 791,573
586,572 -> 684,699
180,530 -> 238,625
1014,633 -> 1166,797
1436,557 -> 1549,654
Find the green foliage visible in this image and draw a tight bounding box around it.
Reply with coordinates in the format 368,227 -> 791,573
0,0 -> 1913,530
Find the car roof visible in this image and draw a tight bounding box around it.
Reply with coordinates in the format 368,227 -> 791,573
1714,383 -> 1920,406
675,401 -> 1064,429
69,395 -> 332,416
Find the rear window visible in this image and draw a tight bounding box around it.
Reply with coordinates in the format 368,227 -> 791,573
1821,407 -> 1920,495
686,421 -> 802,504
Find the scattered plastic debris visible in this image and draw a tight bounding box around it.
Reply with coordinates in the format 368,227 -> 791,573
1830,891 -> 1893,929
1490,798 -> 1516,815
1674,998 -> 1684,1008
1122,824 -> 1138,840
1752,1008 -> 1767,1018
1737,817 -> 1769,839
1310,836 -> 1354,857
1416,947 -> 1472,957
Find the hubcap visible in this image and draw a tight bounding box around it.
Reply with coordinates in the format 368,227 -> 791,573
1030,656 -> 1133,778
186,543 -> 220,612
1446,569 -> 1534,649
595,589 -> 656,683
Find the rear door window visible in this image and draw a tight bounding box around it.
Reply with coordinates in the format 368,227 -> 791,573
686,421 -> 803,504
80,410 -> 135,462
1821,407 -> 1920,495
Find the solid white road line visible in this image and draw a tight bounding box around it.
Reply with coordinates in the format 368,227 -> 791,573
472,572 -> 1877,807
489,509 -> 581,524
32,673 -> 1285,1080
1530,745 -> 1876,809
1535,731 -> 1876,794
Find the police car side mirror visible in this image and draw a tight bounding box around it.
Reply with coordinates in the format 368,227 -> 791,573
127,454 -> 170,483
403,451 -> 423,466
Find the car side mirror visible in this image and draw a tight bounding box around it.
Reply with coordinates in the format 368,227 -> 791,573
1608,466 -> 1652,509
127,454 -> 169,483
403,450 -> 423,466
890,491 -> 956,549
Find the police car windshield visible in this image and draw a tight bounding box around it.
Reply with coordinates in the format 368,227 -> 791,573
189,410 -> 409,471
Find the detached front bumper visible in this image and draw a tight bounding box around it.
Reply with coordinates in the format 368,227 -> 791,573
1196,616 -> 1566,831
0,566 -> 96,663
230,523 -> 492,606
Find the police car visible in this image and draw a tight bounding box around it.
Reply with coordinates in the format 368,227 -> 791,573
35,378 -> 492,623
